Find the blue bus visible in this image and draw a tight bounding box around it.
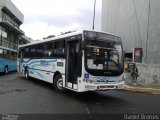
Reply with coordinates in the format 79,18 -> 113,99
0,46 -> 17,74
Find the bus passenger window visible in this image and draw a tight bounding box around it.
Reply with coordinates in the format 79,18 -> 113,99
53,40 -> 65,58
37,44 -> 44,58
44,42 -> 53,58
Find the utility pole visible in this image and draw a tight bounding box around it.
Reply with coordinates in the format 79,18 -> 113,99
92,0 -> 96,30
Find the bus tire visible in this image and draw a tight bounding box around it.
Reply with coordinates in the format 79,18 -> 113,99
4,66 -> 8,74
54,74 -> 65,92
25,68 -> 29,79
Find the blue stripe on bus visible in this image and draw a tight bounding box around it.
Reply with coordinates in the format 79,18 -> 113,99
24,59 -> 57,63
24,60 -> 57,66
29,68 -> 45,78
31,64 -> 52,68
37,72 -> 45,78
23,59 -> 57,79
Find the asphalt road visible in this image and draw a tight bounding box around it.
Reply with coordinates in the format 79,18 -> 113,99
0,72 -> 160,119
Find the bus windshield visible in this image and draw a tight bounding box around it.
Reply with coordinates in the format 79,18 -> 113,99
85,39 -> 123,76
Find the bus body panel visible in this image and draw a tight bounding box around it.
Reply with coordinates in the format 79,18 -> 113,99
0,59 -> 4,72
23,58 -> 65,83
76,54 -> 124,92
0,46 -> 17,73
0,59 -> 17,72
77,72 -> 124,92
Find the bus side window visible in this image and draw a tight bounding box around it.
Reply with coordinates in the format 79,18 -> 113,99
53,40 -> 65,58
8,51 -> 12,60
44,42 -> 53,58
3,49 -> 8,59
0,49 -> 3,58
24,47 -> 30,58
37,44 -> 44,59
13,52 -> 17,60
30,46 -> 36,58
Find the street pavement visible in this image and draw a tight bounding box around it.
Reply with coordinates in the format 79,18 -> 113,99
125,84 -> 160,94
0,72 -> 160,119
124,72 -> 160,94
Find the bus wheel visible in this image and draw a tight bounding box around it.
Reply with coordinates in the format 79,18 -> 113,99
54,74 -> 65,92
4,66 -> 8,74
25,68 -> 29,79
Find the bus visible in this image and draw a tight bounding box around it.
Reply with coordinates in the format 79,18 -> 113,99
0,46 -> 17,74
18,30 -> 124,92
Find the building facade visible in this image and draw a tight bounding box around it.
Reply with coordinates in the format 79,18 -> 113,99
19,35 -> 31,45
102,0 -> 160,64
0,0 -> 24,50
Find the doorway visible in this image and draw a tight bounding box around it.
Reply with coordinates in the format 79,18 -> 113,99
66,40 -> 81,88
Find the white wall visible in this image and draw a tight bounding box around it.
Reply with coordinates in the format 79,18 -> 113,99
102,0 -> 160,64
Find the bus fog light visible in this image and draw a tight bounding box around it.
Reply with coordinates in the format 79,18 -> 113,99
119,79 -> 124,83
85,80 -> 89,83
118,84 -> 124,89
85,85 -> 96,89
89,80 -> 95,84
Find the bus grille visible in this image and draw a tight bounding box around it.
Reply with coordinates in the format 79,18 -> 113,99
96,80 -> 116,84
99,85 -> 115,89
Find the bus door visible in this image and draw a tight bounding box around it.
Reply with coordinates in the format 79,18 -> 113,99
18,49 -> 23,73
66,39 -> 81,89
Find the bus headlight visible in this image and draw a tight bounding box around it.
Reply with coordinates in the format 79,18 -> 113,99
89,80 -> 95,84
118,77 -> 125,83
83,79 -> 89,83
83,79 -> 95,84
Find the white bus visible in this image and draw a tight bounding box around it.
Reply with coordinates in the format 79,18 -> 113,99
18,30 -> 124,92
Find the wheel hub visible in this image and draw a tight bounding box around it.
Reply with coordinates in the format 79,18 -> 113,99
57,79 -> 63,89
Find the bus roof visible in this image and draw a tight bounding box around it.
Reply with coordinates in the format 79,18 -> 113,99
19,30 -> 121,48
0,46 -> 18,52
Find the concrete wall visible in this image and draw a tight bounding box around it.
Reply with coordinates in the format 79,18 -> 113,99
136,63 -> 160,86
0,0 -> 24,23
102,0 -> 160,64
0,0 -> 24,51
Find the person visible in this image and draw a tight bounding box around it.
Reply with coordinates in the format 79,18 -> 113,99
131,67 -> 139,85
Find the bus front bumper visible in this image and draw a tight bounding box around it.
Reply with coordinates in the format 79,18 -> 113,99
84,82 -> 124,91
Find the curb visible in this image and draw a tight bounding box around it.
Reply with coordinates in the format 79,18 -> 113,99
124,85 -> 160,94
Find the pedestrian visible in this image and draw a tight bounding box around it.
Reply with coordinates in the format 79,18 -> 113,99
131,67 -> 139,85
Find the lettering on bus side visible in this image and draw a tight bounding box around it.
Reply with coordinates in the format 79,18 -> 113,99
57,62 -> 64,67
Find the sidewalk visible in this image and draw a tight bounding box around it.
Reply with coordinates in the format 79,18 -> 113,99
124,84 -> 160,94
123,72 -> 160,94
